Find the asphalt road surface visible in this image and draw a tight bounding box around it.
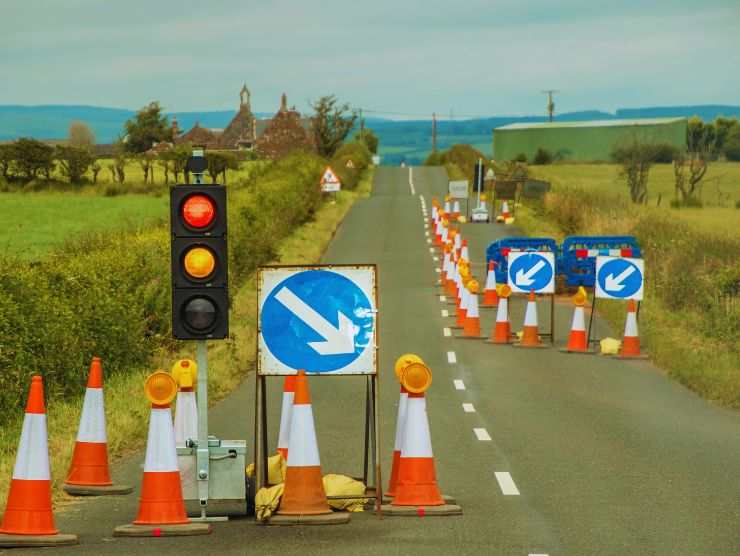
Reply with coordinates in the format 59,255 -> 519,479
16,166 -> 740,556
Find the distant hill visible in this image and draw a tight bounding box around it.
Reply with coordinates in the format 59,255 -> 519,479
1,103 -> 738,164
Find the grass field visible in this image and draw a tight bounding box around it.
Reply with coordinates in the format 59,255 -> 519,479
0,193 -> 167,259
528,162 -> 740,236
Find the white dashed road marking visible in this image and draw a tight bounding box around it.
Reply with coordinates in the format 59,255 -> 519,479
441,310 -> 449,317
453,379 -> 465,390
462,403 -> 475,413
474,428 -> 492,441
447,351 -> 457,364
429,247 -> 434,253
433,256 -> 439,262
495,472 -> 520,496
439,295 -> 446,302
443,327 -> 451,337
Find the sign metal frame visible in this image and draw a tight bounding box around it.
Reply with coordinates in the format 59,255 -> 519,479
254,264 -> 382,516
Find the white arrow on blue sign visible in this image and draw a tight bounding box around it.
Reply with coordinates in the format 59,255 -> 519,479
258,265 -> 377,375
595,256 -> 644,300
507,251 -> 556,294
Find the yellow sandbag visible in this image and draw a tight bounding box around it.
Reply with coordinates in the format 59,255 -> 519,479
267,453 -> 286,485
504,217 -> 515,225
245,463 -> 255,477
255,484 -> 284,522
600,337 -> 621,355
457,216 -> 467,224
322,474 -> 367,512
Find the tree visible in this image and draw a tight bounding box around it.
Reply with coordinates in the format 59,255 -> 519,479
91,160 -> 102,184
355,128 -> 379,154
205,151 -> 239,184
673,117 -> 716,204
714,117 -> 738,157
123,101 -> 172,154
13,138 -> 55,181
310,95 -> 357,158
724,125 -> 740,162
162,144 -> 191,183
55,145 -> 95,183
137,153 -> 155,184
68,121 -> 96,147
611,138 -> 657,204
0,144 -> 14,180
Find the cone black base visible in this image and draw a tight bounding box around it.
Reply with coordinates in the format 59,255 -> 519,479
512,342 -> 550,349
64,483 -> 133,496
615,352 -> 649,360
455,335 -> 486,340
263,512 -> 351,526
113,523 -> 211,537
380,503 -> 462,516
0,533 -> 78,547
559,347 -> 596,355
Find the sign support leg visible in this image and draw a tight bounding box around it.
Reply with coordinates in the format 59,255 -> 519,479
372,374 -> 382,517
550,293 -> 555,344
587,295 -> 597,346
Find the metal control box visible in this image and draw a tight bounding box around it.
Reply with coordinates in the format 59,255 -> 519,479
177,439 -> 246,501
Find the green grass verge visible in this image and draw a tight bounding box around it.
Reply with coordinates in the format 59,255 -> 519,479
514,164 -> 740,409
0,167 -> 374,509
0,193 -> 167,260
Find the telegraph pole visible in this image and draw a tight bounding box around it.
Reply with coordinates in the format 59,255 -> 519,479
432,112 -> 437,153
359,108 -> 365,141
542,90 -> 559,122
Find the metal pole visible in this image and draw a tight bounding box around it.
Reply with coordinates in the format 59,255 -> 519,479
195,340 -> 210,519
587,295 -> 597,345
372,373 -> 382,517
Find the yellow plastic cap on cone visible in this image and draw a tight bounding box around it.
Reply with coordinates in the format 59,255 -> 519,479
394,353 -> 424,382
144,371 -> 177,406
171,359 -> 198,388
468,279 -> 480,294
499,284 -> 512,298
401,362 -> 432,394
573,286 -> 588,307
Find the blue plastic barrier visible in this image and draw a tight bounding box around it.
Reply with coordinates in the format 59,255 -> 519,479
486,237 -> 559,283
560,236 -> 641,287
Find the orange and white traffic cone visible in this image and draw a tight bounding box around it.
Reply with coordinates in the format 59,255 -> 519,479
275,371 -> 350,524
460,281 -> 484,339
455,280 -> 468,329
114,371 -> 210,537
277,375 -> 296,460
481,261 -> 499,308
173,359 -> 198,448
64,358 -> 132,496
386,354 -> 422,499
453,230 -> 462,259
501,201 -> 510,220
561,288 -> 594,354
451,200 -> 460,221
385,362 -> 461,515
488,285 -> 512,344
460,239 -> 469,263
0,376 -> 78,547
514,291 -> 547,348
618,300 -> 648,359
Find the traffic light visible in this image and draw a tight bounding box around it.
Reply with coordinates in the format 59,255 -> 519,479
473,161 -> 486,192
170,184 -> 229,340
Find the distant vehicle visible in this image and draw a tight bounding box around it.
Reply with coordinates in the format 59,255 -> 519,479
400,162 -> 406,168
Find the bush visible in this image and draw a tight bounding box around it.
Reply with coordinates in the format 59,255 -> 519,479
532,148 -> 553,165
0,150 -> 332,424
652,142 -> 681,163
724,126 -> 740,161
514,153 -> 527,163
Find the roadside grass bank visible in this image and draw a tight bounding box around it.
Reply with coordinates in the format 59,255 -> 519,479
0,164 -> 374,508
514,171 -> 739,409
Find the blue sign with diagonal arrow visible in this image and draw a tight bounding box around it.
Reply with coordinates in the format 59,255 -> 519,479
258,266 -> 377,375
507,251 -> 556,293
595,256 -> 644,300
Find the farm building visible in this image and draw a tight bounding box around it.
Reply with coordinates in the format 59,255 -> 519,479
492,117 -> 687,162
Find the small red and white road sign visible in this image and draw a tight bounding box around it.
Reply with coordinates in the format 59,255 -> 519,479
320,166 -> 342,193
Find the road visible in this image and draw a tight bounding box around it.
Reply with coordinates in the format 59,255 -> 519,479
18,166 -> 740,556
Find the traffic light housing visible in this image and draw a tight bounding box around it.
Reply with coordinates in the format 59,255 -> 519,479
170,185 -> 229,340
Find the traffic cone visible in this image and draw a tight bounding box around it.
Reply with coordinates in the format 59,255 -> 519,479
114,371 -> 210,537
451,200 -> 460,221
460,239 -> 469,263
501,201 -> 510,220
487,285 -> 512,344
460,281 -> 484,339
618,300 -> 648,359
272,371 -> 350,524
453,230 -> 462,259
561,288 -> 594,354
64,358 -> 132,496
385,362 -> 461,515
455,281 -> 468,329
514,291 -> 547,348
0,376 -> 79,547
277,375 -> 296,460
481,261 -> 499,308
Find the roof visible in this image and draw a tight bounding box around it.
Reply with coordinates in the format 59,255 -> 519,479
496,117 -> 686,131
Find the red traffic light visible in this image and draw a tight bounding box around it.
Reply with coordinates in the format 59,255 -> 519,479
182,194 -> 216,229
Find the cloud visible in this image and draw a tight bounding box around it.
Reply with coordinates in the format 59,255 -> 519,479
1,0 -> 738,114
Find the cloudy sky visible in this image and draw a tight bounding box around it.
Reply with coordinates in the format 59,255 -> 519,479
2,0 -> 738,117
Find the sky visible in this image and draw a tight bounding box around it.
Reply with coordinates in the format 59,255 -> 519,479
1,0 -> 739,118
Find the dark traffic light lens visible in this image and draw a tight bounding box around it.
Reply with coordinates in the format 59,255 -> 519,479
182,194 -> 216,229
183,297 -> 217,331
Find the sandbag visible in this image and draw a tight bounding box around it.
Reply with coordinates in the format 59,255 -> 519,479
322,474 -> 367,512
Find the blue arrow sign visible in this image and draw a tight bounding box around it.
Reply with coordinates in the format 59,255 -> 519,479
596,257 -> 644,300
260,269 -> 375,373
507,252 -> 555,293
